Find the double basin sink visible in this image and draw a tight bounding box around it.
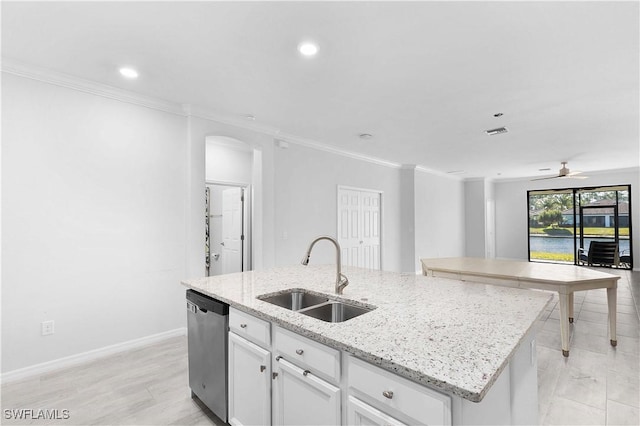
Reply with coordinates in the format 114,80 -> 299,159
257,289 -> 375,323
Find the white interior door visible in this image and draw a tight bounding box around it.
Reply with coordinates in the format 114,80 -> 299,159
338,189 -> 361,267
222,187 -> 243,274
360,191 -> 381,269
338,187 -> 381,269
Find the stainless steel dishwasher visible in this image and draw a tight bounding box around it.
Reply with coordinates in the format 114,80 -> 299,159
186,289 -> 229,422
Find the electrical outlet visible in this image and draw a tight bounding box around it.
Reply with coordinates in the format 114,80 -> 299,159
42,320 -> 54,336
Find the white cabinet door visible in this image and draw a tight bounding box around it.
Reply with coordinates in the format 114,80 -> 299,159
273,357 -> 341,426
347,396 -> 407,426
228,332 -> 271,426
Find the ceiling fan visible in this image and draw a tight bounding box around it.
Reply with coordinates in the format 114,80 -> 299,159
531,162 -> 588,181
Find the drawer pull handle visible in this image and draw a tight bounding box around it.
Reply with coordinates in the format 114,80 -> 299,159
383,390 -> 394,399
260,365 -> 266,373
275,355 -> 283,361
303,370 -> 311,377
240,323 -> 247,328
295,349 -> 304,355
272,372 -> 278,380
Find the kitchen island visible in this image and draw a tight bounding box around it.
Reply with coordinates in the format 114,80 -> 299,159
182,265 -> 552,425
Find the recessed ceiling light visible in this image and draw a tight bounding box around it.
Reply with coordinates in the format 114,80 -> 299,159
359,133 -> 373,140
119,67 -> 139,79
298,42 -> 319,57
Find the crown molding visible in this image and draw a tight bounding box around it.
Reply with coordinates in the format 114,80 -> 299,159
0,58 -> 460,176
416,165 -> 465,181
188,105 -> 403,170
277,132 -> 403,170
1,58 -> 185,115
186,104 -> 280,137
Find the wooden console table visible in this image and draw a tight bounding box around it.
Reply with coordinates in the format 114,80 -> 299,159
421,257 -> 620,357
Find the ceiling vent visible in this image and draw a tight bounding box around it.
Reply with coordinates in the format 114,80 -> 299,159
485,127 -> 508,136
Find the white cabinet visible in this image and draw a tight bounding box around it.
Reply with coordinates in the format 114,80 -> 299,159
229,307 -> 271,347
274,326 -> 340,383
347,356 -> 452,426
347,395 -> 407,426
228,309 -> 272,426
272,326 -> 341,425
273,356 -> 341,426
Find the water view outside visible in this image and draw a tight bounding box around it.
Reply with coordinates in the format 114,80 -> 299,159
528,186 -> 631,268
529,236 -> 630,256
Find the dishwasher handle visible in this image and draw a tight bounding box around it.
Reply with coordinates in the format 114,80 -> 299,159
186,289 -> 229,315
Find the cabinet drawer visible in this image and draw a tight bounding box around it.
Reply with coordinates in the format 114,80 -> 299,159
229,307 -> 271,347
348,356 -> 451,426
274,326 -> 340,384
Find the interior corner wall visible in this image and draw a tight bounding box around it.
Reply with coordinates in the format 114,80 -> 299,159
464,180 -> 487,257
494,168 -> 640,268
1,73 -> 188,373
399,167 -> 417,273
272,143 -> 402,272
414,171 -> 466,272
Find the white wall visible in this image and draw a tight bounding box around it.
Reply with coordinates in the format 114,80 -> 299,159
494,169 -> 640,268
464,179 -> 487,257
205,137 -> 253,184
399,166 -> 417,273
272,143 -> 403,272
414,170 -> 466,272
1,74 -> 188,372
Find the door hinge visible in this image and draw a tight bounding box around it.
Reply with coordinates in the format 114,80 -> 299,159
241,235 -> 245,241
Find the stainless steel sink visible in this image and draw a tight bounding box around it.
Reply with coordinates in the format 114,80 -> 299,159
257,289 -> 375,323
258,289 -> 329,311
299,301 -> 374,323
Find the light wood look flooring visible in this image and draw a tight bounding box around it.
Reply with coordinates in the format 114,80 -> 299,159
2,269 -> 638,425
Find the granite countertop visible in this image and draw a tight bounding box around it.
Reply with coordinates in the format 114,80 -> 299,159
181,264 -> 552,402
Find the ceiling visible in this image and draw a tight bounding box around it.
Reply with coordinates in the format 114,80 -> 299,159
2,1 -> 638,180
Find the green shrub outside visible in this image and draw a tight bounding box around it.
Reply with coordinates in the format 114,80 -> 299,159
530,252 -> 574,262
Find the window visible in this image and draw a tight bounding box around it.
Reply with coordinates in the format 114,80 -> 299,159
527,185 -> 632,269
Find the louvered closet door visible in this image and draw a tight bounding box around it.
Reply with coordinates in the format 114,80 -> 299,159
338,188 -> 381,269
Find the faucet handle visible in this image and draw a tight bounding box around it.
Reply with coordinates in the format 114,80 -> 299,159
337,273 -> 349,294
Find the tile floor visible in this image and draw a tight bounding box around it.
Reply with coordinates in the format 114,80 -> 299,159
536,268 -> 640,425
2,269 -> 638,425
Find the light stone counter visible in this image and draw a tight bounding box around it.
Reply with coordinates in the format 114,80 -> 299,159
181,264 -> 552,403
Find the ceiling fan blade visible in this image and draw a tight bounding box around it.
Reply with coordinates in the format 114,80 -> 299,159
530,175 -> 560,181
557,174 -> 588,180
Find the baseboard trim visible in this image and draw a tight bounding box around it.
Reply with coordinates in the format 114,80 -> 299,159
1,327 -> 187,384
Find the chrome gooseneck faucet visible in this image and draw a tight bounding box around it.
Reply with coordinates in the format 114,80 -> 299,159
301,236 -> 349,295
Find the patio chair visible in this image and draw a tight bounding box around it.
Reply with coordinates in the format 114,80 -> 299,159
579,241 -> 619,267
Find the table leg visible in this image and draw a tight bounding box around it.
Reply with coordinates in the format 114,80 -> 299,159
558,292 -> 571,357
568,292 -> 574,323
607,286 -> 617,346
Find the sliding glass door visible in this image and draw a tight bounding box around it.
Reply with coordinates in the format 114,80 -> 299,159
528,185 -> 632,269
